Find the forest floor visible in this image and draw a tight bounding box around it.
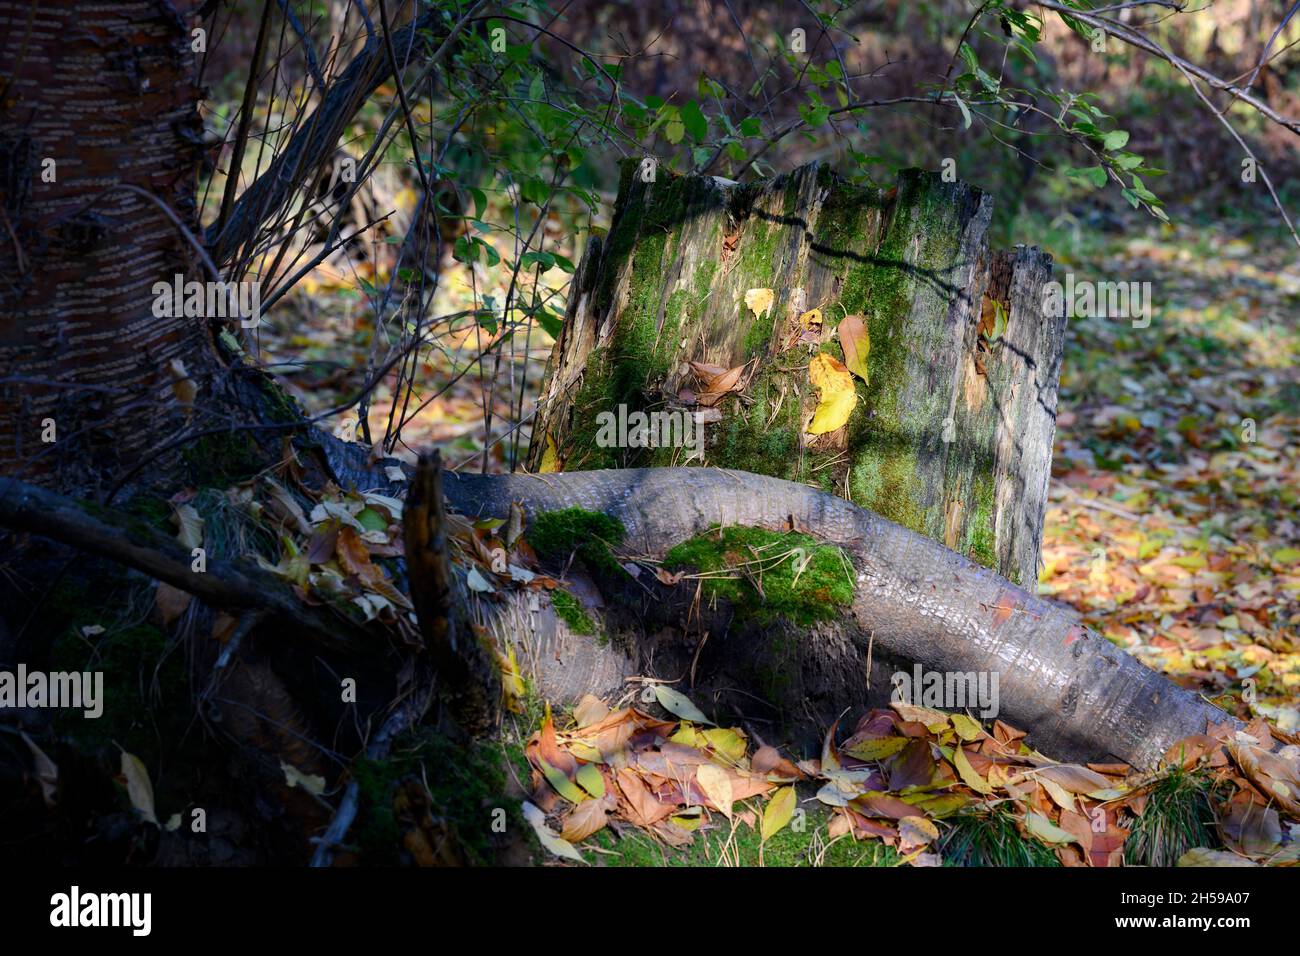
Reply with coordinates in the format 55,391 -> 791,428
253,203 -> 1300,867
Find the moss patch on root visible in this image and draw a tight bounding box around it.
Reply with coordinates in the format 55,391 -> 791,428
550,589 -> 597,635
663,525 -> 854,626
526,507 -> 626,578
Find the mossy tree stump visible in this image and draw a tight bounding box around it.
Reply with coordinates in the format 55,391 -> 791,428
528,161 -> 1064,587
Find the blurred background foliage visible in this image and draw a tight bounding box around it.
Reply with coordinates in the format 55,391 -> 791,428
192,0 -> 1300,469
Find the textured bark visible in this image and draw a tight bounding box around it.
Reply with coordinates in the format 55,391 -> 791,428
528,162 -> 1063,587
444,467 -> 1237,770
0,0 -> 211,491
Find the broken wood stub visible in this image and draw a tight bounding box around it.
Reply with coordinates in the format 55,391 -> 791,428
528,161 -> 1064,586
404,450 -> 498,735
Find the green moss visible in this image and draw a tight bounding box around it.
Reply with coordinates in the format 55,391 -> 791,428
527,507 -> 626,578
708,367 -> 802,477
550,589 -> 596,635
49,619 -> 188,768
353,728 -> 521,866
182,429 -> 263,486
663,525 -> 854,626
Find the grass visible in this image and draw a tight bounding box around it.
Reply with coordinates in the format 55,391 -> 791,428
580,803 -> 902,867
1123,770 -> 1218,867
941,807 -> 1062,867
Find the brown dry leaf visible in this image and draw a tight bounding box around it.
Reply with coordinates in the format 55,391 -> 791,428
1035,763 -> 1114,795
171,503 -> 204,552
655,567 -> 685,586
838,314 -> 870,382
573,694 -> 610,729
616,768 -> 677,827
689,361 -> 747,407
898,815 -> 939,853
560,796 -> 612,842
155,582 -> 193,626
167,358 -> 198,415
264,479 -> 312,535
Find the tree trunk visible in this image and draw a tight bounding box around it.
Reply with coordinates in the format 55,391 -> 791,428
528,161 -> 1063,588
0,0 -> 212,492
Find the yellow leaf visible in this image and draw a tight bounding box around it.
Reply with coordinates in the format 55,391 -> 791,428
695,763 -> 735,821
798,308 -> 823,330
952,743 -> 994,795
702,727 -> 747,765
497,643 -> 526,713
1023,811 -> 1080,845
539,432 -> 562,473
950,713 -> 983,742
761,785 -> 797,841
807,353 -> 857,434
744,287 -> 774,319
120,751 -> 158,825
539,757 -> 587,804
280,760 -> 326,797
838,314 -> 870,382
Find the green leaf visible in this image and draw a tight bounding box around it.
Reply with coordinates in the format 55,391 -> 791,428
951,92 -> 972,130
653,685 -> 712,724
1102,129 -> 1130,151
680,99 -> 708,141
664,119 -> 685,144
539,757 -> 587,804
1066,165 -> 1108,190
739,116 -> 761,137
535,307 -> 562,338
799,102 -> 830,127
575,762 -> 605,798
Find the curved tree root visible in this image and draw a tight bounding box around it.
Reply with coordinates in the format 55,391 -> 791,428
443,467 -> 1239,769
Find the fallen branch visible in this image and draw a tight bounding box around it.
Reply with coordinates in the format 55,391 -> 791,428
0,477 -> 373,657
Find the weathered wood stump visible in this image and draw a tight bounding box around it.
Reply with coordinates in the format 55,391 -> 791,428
456,163 -> 1108,756
528,161 -> 1063,587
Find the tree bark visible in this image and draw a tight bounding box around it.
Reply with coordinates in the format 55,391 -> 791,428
0,0 -> 212,491
528,161 -> 1063,588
